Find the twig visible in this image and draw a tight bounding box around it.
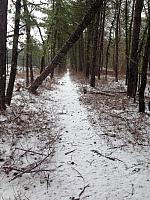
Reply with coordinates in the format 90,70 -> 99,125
71,167 -> 90,198
131,184 -> 134,195
79,184 -> 90,197
9,149 -> 54,182
71,167 -> 85,182
16,147 -> 47,156
91,150 -> 128,168
65,149 -> 76,155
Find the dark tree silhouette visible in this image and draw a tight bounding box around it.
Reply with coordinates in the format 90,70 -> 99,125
0,0 -> 8,110
127,0 -> 144,98
6,0 -> 21,105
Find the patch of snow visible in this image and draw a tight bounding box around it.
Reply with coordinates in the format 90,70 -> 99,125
0,70 -> 150,200
0,115 -> 7,122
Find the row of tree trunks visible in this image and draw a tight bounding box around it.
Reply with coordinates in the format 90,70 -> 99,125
0,0 -> 8,110
29,0 -> 104,93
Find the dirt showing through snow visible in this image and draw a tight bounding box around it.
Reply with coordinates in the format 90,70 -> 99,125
0,70 -> 150,200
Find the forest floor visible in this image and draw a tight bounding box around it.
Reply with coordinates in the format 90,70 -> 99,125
0,69 -> 150,200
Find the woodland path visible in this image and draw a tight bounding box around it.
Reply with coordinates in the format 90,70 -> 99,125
42,70 -> 149,200
1,70 -> 149,200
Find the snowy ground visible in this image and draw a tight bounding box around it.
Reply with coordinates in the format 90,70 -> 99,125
0,70 -> 150,200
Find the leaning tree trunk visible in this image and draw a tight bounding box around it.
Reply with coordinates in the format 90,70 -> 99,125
139,3 -> 150,112
0,0 -> 8,110
29,0 -> 103,93
127,0 -> 144,98
6,0 -> 21,105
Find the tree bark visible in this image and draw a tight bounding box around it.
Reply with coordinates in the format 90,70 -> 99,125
23,0 -> 32,87
90,10 -> 101,87
115,0 -> 121,82
0,0 -> 8,110
29,0 -> 103,93
105,13 -> 116,80
125,0 -> 129,85
127,0 -> 144,98
6,0 -> 21,105
85,23 -> 93,78
139,3 -> 150,112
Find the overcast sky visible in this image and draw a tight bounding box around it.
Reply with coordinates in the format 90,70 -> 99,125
7,0 -> 48,48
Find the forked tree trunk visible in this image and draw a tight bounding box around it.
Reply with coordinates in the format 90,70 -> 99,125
0,0 -> 8,110
6,0 -> 21,105
29,0 -> 103,93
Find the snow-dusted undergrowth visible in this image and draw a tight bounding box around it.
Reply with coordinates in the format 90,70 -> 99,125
0,70 -> 150,200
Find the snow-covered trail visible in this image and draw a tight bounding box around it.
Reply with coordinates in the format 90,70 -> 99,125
43,70 -> 150,200
1,70 -> 149,200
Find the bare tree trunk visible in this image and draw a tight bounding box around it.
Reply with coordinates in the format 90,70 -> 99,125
40,55 -> 45,74
23,0 -> 32,87
78,34 -> 84,72
139,3 -> 150,112
125,0 -> 129,85
90,10 -> 101,87
127,0 -> 144,98
0,0 -> 8,110
105,13 -> 116,80
86,23 -> 92,78
29,0 -> 103,93
128,0 -> 136,55
98,1 -> 106,79
115,0 -> 121,82
6,0 -> 21,105
29,53 -> 34,83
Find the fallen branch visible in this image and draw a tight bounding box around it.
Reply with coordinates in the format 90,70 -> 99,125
91,150 -> 128,168
102,90 -> 127,94
71,167 -> 89,199
9,148 -> 54,182
79,184 -> 90,197
89,91 -> 115,97
16,147 -> 47,157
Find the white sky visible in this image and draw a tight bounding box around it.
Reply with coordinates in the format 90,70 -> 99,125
7,0 -> 48,48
